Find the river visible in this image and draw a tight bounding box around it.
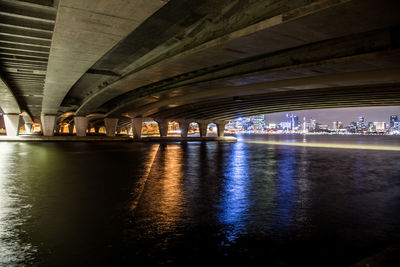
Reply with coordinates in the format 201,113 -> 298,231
0,135 -> 399,266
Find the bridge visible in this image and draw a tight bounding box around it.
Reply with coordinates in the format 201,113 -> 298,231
0,0 -> 399,138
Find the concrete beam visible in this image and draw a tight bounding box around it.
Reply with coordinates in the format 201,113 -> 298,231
104,118 -> 118,137
3,114 -> 21,136
41,0 -> 167,115
74,116 -> 88,136
133,67 -> 400,118
82,0 -> 400,117
40,114 -> 56,136
157,84 -> 400,121
0,75 -> 21,114
0,0 -> 56,21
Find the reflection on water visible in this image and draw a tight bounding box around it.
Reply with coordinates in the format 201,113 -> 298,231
219,141 -> 250,241
129,144 -> 159,212
154,145 -> 184,232
0,136 -> 399,266
274,148 -> 297,230
0,143 -> 38,265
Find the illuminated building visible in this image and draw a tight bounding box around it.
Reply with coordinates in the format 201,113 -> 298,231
317,124 -> 329,131
374,122 -> 386,133
332,121 -> 343,130
309,118 -> 316,131
390,115 -> 398,127
347,122 -> 357,133
252,115 -> 266,132
302,117 -> 307,133
285,113 -> 299,131
367,122 -> 376,132
279,122 -> 291,131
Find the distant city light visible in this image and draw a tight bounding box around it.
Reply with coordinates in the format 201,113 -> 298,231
224,113 -> 400,135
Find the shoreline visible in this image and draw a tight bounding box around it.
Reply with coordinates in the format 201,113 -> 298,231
0,135 -> 237,142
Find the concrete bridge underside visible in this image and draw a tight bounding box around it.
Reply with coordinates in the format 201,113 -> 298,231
0,0 -> 399,137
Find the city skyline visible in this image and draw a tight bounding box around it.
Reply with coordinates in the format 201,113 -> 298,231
264,106 -> 400,125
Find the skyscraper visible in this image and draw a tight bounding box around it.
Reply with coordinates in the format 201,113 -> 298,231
374,122 -> 386,133
291,115 -> 299,130
253,115 -> 266,131
285,113 -> 299,130
390,115 -> 398,128
357,116 -> 366,132
333,121 -> 343,130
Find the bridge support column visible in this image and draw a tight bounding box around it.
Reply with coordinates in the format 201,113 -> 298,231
156,119 -> 168,137
74,116 -> 88,136
104,118 -> 118,136
24,122 -> 33,134
41,115 -> 56,136
68,123 -> 74,134
216,122 -> 227,137
3,114 -> 21,136
126,125 -> 132,136
94,126 -> 100,134
131,118 -> 143,139
55,124 -> 60,134
198,122 -> 208,137
179,121 -> 189,137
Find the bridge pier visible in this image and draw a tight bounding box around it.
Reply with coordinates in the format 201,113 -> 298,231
68,123 -> 74,134
179,121 -> 189,137
3,114 -> 21,136
24,122 -> 33,134
74,116 -> 88,136
55,124 -> 61,134
104,118 -> 118,136
41,115 -> 56,136
94,126 -> 100,134
216,122 -> 227,137
126,125 -> 132,136
131,118 -> 143,139
198,122 -> 208,137
156,119 -> 168,137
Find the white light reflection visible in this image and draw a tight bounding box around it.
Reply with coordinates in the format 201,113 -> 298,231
219,141 -> 250,241
274,148 -> 297,230
243,140 -> 400,151
0,143 -> 36,265
0,143 -> 16,263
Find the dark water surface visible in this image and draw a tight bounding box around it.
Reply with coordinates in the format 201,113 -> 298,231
0,135 -> 400,266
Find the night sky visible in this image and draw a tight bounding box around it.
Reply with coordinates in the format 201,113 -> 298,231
265,106 -> 400,125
